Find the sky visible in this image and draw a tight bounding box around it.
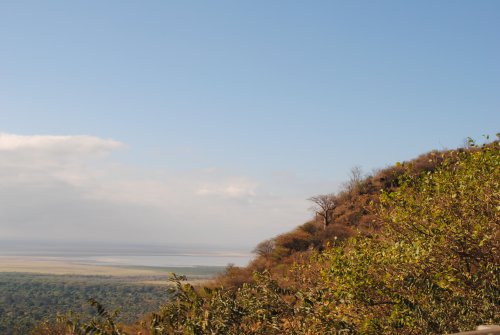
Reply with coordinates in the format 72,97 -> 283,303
0,1 -> 499,250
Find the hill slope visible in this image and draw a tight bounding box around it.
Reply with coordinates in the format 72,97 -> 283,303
217,145 -> 464,288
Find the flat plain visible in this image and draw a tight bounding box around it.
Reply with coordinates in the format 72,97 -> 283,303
0,256 -> 225,334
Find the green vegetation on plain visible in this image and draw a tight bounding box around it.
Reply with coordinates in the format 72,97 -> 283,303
0,272 -> 169,335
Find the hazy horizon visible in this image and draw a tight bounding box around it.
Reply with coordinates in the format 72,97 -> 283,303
0,240 -> 255,268
0,239 -> 254,254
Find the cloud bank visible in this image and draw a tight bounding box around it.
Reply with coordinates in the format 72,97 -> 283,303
0,133 -> 315,249
0,133 -> 121,152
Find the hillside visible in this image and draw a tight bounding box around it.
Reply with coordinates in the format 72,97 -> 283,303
32,138 -> 499,334
217,144 -> 461,288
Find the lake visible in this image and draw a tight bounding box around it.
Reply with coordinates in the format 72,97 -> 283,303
0,241 -> 255,273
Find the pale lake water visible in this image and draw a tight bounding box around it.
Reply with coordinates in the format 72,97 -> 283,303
70,254 -> 253,268
0,242 -> 255,268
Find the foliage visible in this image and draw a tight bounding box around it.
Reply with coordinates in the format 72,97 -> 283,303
375,140 -> 499,332
149,271 -> 352,335
0,273 -> 168,335
31,299 -> 125,335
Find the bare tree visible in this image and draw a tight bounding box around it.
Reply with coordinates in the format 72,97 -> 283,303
344,165 -> 364,193
253,239 -> 275,257
308,193 -> 336,230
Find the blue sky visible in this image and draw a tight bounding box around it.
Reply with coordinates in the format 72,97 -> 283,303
0,1 -> 498,249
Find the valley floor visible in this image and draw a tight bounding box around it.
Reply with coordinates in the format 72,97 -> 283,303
0,258 -> 225,334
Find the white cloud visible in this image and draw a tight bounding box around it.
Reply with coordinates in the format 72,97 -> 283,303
196,179 -> 258,198
0,133 -> 315,249
0,133 -> 121,153
0,133 -> 123,187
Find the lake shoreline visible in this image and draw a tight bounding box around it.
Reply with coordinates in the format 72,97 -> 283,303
0,255 -> 228,283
